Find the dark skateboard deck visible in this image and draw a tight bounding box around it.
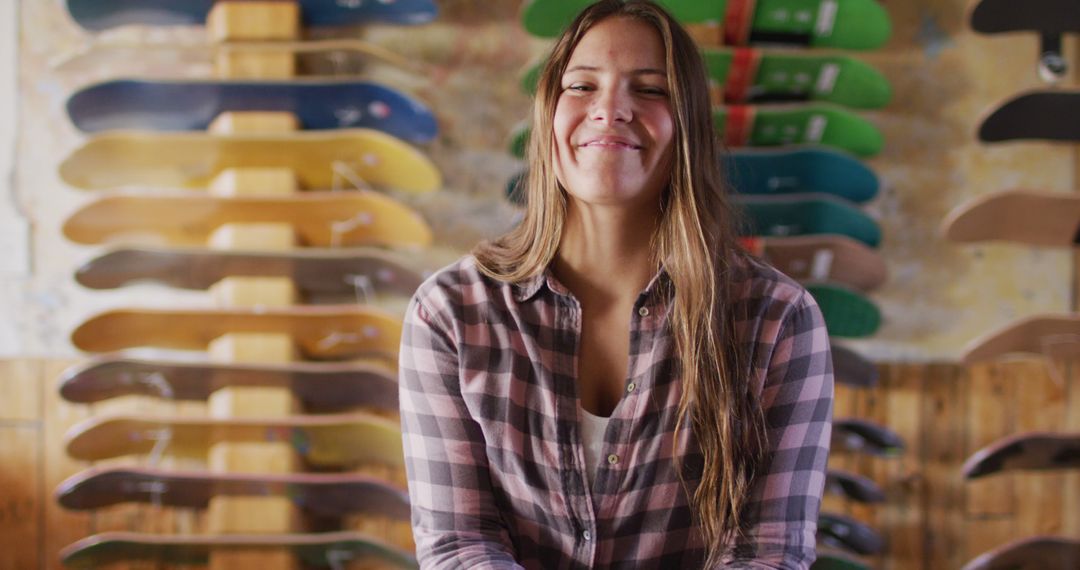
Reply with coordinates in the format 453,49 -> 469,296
979,92 -> 1080,143
825,469 -> 885,503
942,189 -> 1080,247
62,192 -> 432,248
59,530 -> 417,568
741,234 -> 888,291
818,512 -> 885,556
971,1 -> 1079,80
812,552 -> 871,570
805,282 -> 881,338
830,344 -> 880,388
961,535 -> 1080,570
70,305 -> 402,361
833,417 -> 905,457
56,465 -> 409,518
960,314 -> 1080,364
737,193 -> 882,248
68,79 -> 437,143
64,412 -> 404,468
74,246 -> 426,300
962,431 -> 1080,479
67,0 -> 438,31
58,354 -> 397,413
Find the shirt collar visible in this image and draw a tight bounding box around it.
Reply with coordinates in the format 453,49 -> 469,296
512,263 -> 673,304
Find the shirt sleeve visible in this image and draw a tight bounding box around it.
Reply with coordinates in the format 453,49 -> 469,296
398,292 -> 525,570
723,290 -> 835,569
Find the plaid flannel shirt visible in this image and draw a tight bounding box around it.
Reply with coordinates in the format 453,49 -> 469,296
399,254 -> 833,569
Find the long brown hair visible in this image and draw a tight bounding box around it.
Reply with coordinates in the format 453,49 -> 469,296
473,0 -> 767,564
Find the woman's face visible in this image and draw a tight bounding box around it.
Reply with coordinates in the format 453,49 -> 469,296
552,16 -> 675,208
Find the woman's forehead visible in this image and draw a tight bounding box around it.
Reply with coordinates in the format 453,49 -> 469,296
567,16 -> 666,69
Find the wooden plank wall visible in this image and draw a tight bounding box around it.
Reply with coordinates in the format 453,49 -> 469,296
0,357 -> 1075,569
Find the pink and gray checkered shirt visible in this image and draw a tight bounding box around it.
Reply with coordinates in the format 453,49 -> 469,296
398,253 -> 833,569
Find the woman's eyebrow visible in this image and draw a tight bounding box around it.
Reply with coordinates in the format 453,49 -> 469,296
564,65 -> 666,76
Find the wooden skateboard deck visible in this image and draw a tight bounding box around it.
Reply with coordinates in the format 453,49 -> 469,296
825,469 -> 885,503
961,536 -> 1080,570
70,306 -> 402,361
833,417 -> 905,457
831,344 -> 879,388
741,234 -> 888,291
960,314 -> 1080,364
737,193 -> 882,248
962,431 -> 1080,479
980,92 -> 1080,144
62,192 -> 433,248
64,412 -> 404,467
523,48 -> 892,109
511,104 -> 884,158
75,246 -> 426,299
818,512 -> 885,556
58,354 -> 397,413
522,0 -> 892,50
59,530 -> 417,568
805,282 -> 881,338
67,0 -> 438,31
68,79 -> 437,143
59,130 -> 441,192
942,190 -> 1080,247
56,465 -> 409,518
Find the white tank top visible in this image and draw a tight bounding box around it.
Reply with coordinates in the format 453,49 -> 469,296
579,407 -> 611,488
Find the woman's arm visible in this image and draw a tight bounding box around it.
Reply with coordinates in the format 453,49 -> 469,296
399,295 -> 524,569
724,290 -> 835,569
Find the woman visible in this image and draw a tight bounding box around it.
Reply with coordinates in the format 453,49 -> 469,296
399,1 -> 833,567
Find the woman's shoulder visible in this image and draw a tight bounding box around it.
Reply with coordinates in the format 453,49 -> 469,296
410,254 -> 514,316
728,252 -> 814,325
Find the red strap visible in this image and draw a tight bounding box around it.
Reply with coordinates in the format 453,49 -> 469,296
723,48 -> 760,103
738,237 -> 765,256
723,0 -> 758,45
723,105 -> 755,147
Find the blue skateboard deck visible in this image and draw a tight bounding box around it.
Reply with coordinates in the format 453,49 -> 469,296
66,0 -> 437,31
736,193 -> 882,247
67,80 -> 437,143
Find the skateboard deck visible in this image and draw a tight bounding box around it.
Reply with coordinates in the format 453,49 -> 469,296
979,92 -> 1080,143
962,431 -> 1080,479
831,344 -> 879,388
740,234 -> 888,291
960,314 -> 1080,364
511,105 -> 884,158
522,48 -> 892,109
56,466 -> 409,518
971,0 -> 1076,80
62,192 -> 432,248
59,530 -> 417,569
736,193 -> 882,248
75,246 -> 426,299
522,0 -> 892,50
59,130 -> 441,193
961,536 -> 1080,570
942,190 -> 1080,247
67,0 -> 438,31
805,282 -> 881,338
825,469 -> 885,503
818,512 -> 885,556
65,412 -> 404,467
70,305 -> 402,361
68,79 -> 437,143
812,552 -> 871,570
58,354 -> 397,413
833,417 -> 905,457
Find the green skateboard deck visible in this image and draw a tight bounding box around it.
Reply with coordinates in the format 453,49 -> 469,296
736,193 -> 882,248
962,431 -> 1080,479
510,104 -> 883,157
56,465 -> 409,518
59,531 -> 417,569
961,536 -> 1080,570
64,412 -> 404,468
522,48 -> 891,109
833,417 -> 905,457
59,129 -> 441,192
942,190 -> 1080,247
960,314 -> 1080,364
62,192 -> 432,248
521,0 -> 892,50
58,354 -> 397,413
740,234 -> 887,292
805,282 -> 880,338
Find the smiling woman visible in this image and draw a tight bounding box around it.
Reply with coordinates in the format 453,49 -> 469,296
398,1 -> 834,568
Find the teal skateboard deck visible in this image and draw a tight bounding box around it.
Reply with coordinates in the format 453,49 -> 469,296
962,536 -> 1080,570
522,48 -> 891,109
736,193 -> 882,248
510,105 -> 884,158
521,0 -> 891,50
68,80 -> 437,143
833,417 -> 905,457
59,531 -> 417,569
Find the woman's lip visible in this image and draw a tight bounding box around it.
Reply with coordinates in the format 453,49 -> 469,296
579,139 -> 643,149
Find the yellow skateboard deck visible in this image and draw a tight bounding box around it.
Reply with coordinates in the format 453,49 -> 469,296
961,314 -> 1080,364
71,305 -> 402,360
59,129 -> 441,192
62,191 -> 432,247
64,412 -> 404,468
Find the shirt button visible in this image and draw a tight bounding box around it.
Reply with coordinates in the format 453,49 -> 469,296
583,530 -> 592,541
638,307 -> 649,317
607,454 -> 619,465
626,382 -> 636,393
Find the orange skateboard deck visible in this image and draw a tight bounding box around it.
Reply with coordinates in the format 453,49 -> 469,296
62,192 -> 432,248
742,234 -> 887,292
64,412 -> 404,468
59,129 -> 441,192
960,314 -> 1079,364
963,431 -> 1080,478
58,354 -> 397,413
70,305 -> 402,361
961,535 -> 1080,570
942,190 -> 1080,247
